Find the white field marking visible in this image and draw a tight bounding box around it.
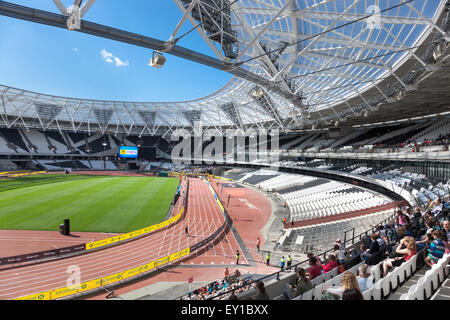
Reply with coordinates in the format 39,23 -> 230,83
238,198 -> 257,209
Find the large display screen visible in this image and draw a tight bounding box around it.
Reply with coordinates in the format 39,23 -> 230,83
119,146 -> 138,158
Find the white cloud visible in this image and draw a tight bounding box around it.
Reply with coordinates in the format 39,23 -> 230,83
100,49 -> 129,67
114,56 -> 129,67
73,48 -> 79,52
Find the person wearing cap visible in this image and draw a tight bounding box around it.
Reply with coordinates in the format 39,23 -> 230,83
335,239 -> 347,255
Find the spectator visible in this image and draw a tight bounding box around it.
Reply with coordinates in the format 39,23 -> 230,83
404,224 -> 415,238
440,231 -> 450,254
228,291 -> 239,300
425,230 -> 446,267
321,272 -> 362,300
396,210 -> 409,226
396,226 -> 407,239
253,281 -> 269,300
224,267 -> 230,279
335,238 -> 347,255
289,267 -> 313,299
307,256 -> 322,280
443,220 -> 450,242
424,211 -> 438,228
307,252 -> 322,268
280,256 -> 285,271
356,264 -> 370,292
342,288 -> 364,300
333,244 -> 348,265
323,254 -> 339,273
383,236 -> 417,277
431,199 -> 443,215
413,207 -> 422,218
352,243 -> 367,260
361,233 -> 380,262
376,232 -> 387,253
416,231 -> 434,251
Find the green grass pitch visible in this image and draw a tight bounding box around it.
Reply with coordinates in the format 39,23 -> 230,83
0,174 -> 180,233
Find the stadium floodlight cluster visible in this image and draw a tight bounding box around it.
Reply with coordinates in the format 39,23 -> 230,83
34,103 -> 63,130
179,0 -> 239,60
219,102 -> 242,129
93,107 -> 114,133
249,86 -> 284,127
182,110 -> 202,127
137,110 -> 157,129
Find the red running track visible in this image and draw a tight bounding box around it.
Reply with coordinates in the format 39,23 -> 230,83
0,178 -> 244,300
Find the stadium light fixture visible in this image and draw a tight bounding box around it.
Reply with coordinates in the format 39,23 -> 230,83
149,51 -> 167,68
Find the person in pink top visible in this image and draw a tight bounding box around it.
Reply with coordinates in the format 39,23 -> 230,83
396,210 -> 409,226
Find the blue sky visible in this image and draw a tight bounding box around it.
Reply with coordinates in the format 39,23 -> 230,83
0,0 -> 232,102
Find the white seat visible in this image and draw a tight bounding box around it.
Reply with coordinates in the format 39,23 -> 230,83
366,274 -> 375,289
424,269 -> 438,296
371,278 -> 383,300
369,262 -> 382,283
407,254 -> 418,277
399,292 -> 409,300
379,273 -> 392,298
389,267 -> 400,291
323,270 -> 334,282
408,279 -> 425,300
421,270 -> 433,299
362,286 -> 374,300
313,283 -> 326,300
311,275 -> 324,286
397,260 -> 409,284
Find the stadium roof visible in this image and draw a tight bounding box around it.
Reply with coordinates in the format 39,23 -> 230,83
0,0 -> 449,135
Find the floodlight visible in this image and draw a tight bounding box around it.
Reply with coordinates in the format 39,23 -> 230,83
149,51 -> 167,68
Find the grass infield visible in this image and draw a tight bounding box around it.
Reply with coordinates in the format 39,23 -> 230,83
0,174 -> 180,233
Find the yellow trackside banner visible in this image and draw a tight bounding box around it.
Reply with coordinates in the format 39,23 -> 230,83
212,175 -> 232,181
141,261 -> 155,272
154,256 -> 170,268
169,247 -> 190,262
85,204 -> 184,251
122,266 -> 142,280
77,279 -> 102,293
102,272 -> 123,285
14,291 -> 51,300
13,246 -> 192,300
86,238 -> 109,250
51,286 -> 78,300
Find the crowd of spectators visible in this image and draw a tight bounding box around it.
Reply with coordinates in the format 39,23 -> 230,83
182,269 -> 259,300
182,193 -> 449,301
